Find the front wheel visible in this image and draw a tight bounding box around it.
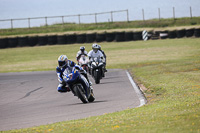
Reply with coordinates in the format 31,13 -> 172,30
94,69 -> 100,84
74,85 -> 88,103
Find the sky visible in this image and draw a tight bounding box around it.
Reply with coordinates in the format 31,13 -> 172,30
0,0 -> 199,28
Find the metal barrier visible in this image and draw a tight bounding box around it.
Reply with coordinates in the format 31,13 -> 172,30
0,10 -> 129,29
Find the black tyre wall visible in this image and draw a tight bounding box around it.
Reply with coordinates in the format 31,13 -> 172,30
125,31 -> 133,41
194,28 -> 200,37
48,35 -> 57,45
38,36 -> 48,45
96,33 -> 106,42
0,38 -> 8,49
67,34 -> 76,44
18,36 -> 28,47
8,37 -> 18,48
186,29 -> 194,37
28,36 -> 38,46
115,32 -> 125,42
133,31 -> 142,40
106,32 -> 115,42
168,30 -> 177,39
86,33 -> 96,43
57,35 -> 67,44
176,29 -> 186,38
76,34 -> 86,43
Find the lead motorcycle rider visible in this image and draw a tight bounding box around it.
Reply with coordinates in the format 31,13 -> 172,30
56,55 -> 92,93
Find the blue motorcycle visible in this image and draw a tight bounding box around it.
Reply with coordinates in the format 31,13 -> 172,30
63,67 -> 95,103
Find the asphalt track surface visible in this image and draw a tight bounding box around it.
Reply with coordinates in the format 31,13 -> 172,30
0,69 -> 145,131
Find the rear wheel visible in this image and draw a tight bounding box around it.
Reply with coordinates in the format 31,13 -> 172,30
88,91 -> 95,102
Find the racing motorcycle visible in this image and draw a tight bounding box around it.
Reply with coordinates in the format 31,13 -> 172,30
78,55 -> 89,72
63,67 -> 95,103
90,57 -> 105,84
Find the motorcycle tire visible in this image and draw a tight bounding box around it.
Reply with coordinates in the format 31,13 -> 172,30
74,84 -> 88,103
94,70 -> 100,84
88,91 -> 95,102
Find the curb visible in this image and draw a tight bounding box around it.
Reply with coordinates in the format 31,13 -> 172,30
126,71 -> 147,107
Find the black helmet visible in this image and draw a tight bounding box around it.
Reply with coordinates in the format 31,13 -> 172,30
80,46 -> 85,53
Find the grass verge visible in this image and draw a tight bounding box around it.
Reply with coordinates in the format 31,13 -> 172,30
0,38 -> 200,132
0,17 -> 200,36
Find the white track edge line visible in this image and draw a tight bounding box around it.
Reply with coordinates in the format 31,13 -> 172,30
126,71 -> 146,107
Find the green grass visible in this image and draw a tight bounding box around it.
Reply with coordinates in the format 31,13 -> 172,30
1,17 -> 200,36
0,38 -> 200,132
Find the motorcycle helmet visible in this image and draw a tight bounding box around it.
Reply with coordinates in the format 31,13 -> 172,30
58,55 -> 68,68
98,44 -> 101,50
92,43 -> 99,53
80,46 -> 85,53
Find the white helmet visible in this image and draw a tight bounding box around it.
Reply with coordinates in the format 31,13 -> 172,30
58,55 -> 68,68
92,43 -> 99,53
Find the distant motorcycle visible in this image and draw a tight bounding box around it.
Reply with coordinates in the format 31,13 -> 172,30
63,67 -> 95,103
90,57 -> 105,84
78,55 -> 89,72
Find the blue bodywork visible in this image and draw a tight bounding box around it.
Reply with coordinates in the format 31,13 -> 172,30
63,67 -> 89,98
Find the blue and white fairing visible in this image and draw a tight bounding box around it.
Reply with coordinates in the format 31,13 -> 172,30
63,67 -> 90,97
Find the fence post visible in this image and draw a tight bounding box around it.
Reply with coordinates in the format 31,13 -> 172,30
173,7 -> 175,20
111,11 -> 113,22
11,19 -> 13,29
78,14 -> 81,24
127,9 -> 129,22
62,16 -> 64,26
28,18 -> 30,28
190,6 -> 192,19
142,9 -> 145,21
95,13 -> 97,24
158,8 -> 161,20
45,17 -> 48,26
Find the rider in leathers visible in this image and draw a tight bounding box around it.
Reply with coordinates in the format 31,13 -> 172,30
76,46 -> 88,64
88,43 -> 106,75
88,43 -> 104,63
98,44 -> 107,72
56,55 -> 92,93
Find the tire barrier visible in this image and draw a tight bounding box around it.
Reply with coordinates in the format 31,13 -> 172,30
28,36 -> 38,46
0,38 -> 8,49
147,31 -> 153,40
48,35 -> 57,45
38,35 -> 48,46
18,36 -> 28,47
96,33 -> 106,42
76,34 -> 86,43
67,34 -> 76,44
194,28 -> 200,37
115,32 -> 125,42
8,37 -> 18,48
125,31 -> 133,41
160,31 -> 168,39
176,29 -> 186,38
151,31 -> 160,40
186,29 -> 194,37
106,32 -> 115,42
57,35 -> 67,44
1,28 -> 200,49
86,33 -> 96,43
168,30 -> 177,39
133,31 -> 142,41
